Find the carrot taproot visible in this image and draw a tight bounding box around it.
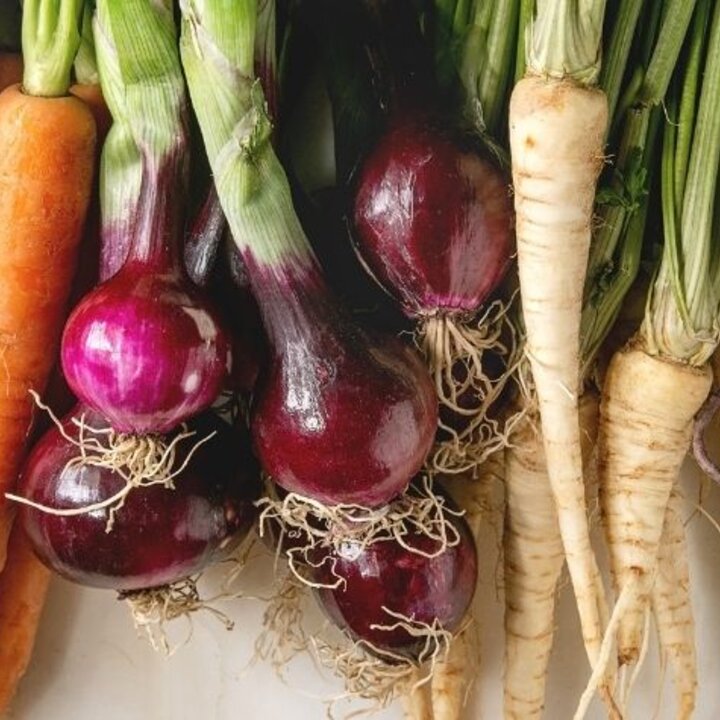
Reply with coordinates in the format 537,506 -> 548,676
0,0 -> 94,569
0,526 -> 52,714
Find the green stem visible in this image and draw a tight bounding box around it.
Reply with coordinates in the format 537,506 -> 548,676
180,0 -> 316,270
527,0 -> 607,85
672,0 -> 709,211
476,0 -> 519,136
599,0 -> 644,124
458,1 -> 491,110
581,105 -> 660,374
642,0 -> 720,365
637,0 -> 698,105
96,0 -> 189,275
679,0 -> 720,327
514,0 -> 534,81
22,0 -> 84,97
74,1 -> 98,85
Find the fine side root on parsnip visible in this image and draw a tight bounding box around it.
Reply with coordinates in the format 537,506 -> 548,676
599,344 -> 711,666
652,490 -> 697,720
420,298 -> 523,476
510,73 -> 610,672
503,392 -> 599,719
256,476 -> 463,588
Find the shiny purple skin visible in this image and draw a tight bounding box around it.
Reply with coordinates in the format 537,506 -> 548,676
352,114 -> 514,318
249,262 -> 437,508
18,406 -> 258,591
313,511 -> 478,658
61,262 -> 231,434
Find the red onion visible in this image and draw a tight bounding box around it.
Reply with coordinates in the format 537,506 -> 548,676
313,508 -> 477,658
352,111 -> 513,318
61,158 -> 231,435
17,406 -> 257,591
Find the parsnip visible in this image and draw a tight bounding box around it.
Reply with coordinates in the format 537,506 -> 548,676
652,490 -> 696,720
596,0 -> 720,684
599,347 -> 711,664
429,467 -> 496,720
504,392 -> 599,718
510,0 -> 610,671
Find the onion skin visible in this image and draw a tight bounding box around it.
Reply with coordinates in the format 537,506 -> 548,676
17,407 -> 258,591
61,263 -> 231,434
249,261 -> 438,508
352,113 -> 514,317
313,511 -> 477,658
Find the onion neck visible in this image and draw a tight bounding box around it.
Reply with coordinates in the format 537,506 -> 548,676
126,150 -> 186,274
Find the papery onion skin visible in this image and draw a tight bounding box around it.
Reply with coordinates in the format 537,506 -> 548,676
352,113 -> 514,318
249,260 -> 438,508
313,510 -> 478,658
61,264 -> 231,435
17,407 -> 257,591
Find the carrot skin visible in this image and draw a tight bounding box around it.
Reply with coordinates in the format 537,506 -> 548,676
0,526 -> 52,714
0,84 -> 96,568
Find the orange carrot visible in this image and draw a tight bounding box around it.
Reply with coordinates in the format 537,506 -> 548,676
0,0 -> 95,569
0,526 -> 52,714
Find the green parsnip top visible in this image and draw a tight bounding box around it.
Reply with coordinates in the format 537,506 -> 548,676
526,0 -> 607,85
642,0 -> 720,366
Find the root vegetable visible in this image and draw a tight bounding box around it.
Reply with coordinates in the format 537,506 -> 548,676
652,490 -> 696,720
0,0 -> 94,569
509,0 -> 610,673
503,391 -> 599,718
15,407 -> 257,590
599,347 -> 711,664
180,0 -> 438,509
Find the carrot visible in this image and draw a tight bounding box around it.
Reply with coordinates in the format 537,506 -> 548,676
651,490 -> 696,720
508,0 -> 610,682
0,53 -> 22,90
503,391 -> 598,719
0,0 -> 94,569
0,527 -> 52,714
586,0 -> 720,710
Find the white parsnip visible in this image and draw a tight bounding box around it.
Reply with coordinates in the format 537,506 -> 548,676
431,627 -> 477,720
652,490 -> 696,720
402,668 -> 433,720
598,345 -> 711,664
504,392 -> 599,718
428,467 -> 497,720
510,72 -> 610,670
